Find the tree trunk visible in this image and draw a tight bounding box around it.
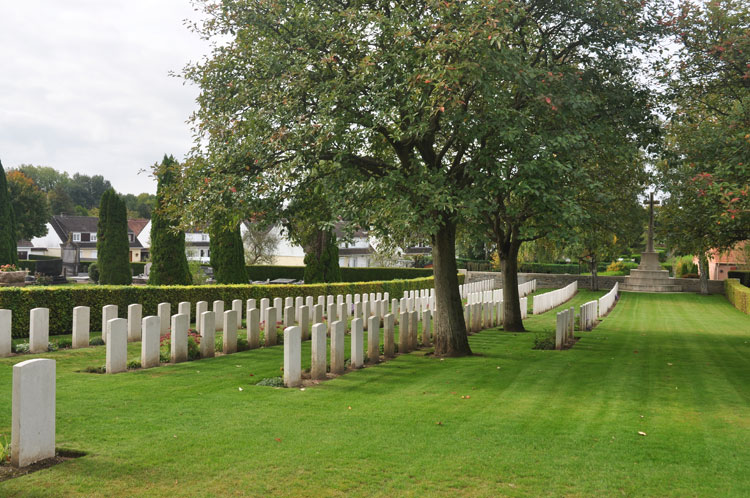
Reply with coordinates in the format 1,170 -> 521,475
698,252 -> 709,295
500,239 -> 525,332
431,217 -> 472,357
589,255 -> 599,291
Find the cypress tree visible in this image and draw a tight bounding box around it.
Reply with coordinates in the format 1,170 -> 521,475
303,229 -> 341,283
97,189 -> 132,285
209,219 -> 248,284
148,155 -> 191,285
0,160 -> 18,265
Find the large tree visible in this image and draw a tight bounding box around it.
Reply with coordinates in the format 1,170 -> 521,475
97,189 -> 132,285
0,160 -> 18,265
179,0 -> 664,354
657,0 -> 750,285
6,170 -> 51,240
148,156 -> 192,286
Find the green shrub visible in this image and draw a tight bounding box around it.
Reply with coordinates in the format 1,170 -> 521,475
728,271 -> 750,287
0,275 -> 452,338
606,261 -> 626,272
726,279 -> 750,314
54,337 -> 73,349
532,332 -> 556,350
127,360 -> 142,369
83,365 -> 106,374
246,265 -> 433,282
89,263 -> 100,283
131,262 -> 147,276
519,263 -> 581,274
89,336 -> 104,346
13,342 -> 30,354
256,376 -> 285,387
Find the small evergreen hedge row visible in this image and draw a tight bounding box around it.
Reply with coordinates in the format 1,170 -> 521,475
0,275 -> 453,338
17,260 -> 146,276
246,265 -> 433,282
728,271 -> 750,287
725,278 -> 749,314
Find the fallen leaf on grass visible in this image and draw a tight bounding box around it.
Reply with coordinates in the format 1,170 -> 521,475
638,431 -> 647,436
249,373 -> 254,376
667,363 -> 673,366
633,351 -> 639,354
275,438 -> 282,442
436,421 -> 443,426
238,387 -> 243,391
348,406 -> 352,410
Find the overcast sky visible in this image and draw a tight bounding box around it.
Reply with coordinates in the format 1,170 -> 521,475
0,1 -> 208,194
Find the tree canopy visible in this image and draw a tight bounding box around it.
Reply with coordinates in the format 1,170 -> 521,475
0,160 -> 18,265
6,170 -> 51,240
96,189 -> 132,285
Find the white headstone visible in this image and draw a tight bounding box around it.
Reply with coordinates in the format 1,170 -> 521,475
265,307 -> 277,346
0,309 -> 11,357
106,318 -> 127,374
330,320 -> 345,374
260,297 -> 270,326
422,310 -> 432,347
410,311 -> 418,350
71,306 -> 89,349
246,298 -> 257,313
399,311 -> 410,353
351,318 -> 364,368
299,305 -> 310,341
283,305 -> 294,327
128,304 -> 142,342
157,302 -> 171,334
223,310 -> 238,354
200,311 -> 215,358
313,304 -> 323,326
367,315 -> 379,364
195,301 -> 208,333
311,323 -> 327,380
246,307 -> 260,349
232,299 -> 243,324
178,302 -> 191,326
11,358 -> 55,468
101,305 -> 117,344
283,326 -> 302,387
141,316 -> 161,368
171,313 -> 189,363
213,300 -> 224,331
383,313 -> 395,357
30,307 -> 49,353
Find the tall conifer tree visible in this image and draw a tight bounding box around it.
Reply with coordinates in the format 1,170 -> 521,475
0,160 -> 18,265
97,189 -> 132,285
149,155 -> 192,285
209,220 -> 248,284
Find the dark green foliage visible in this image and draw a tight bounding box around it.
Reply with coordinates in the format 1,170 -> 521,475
96,189 -> 132,285
88,263 -> 99,283
255,377 -> 285,387
127,360 -> 142,370
247,265 -> 433,282
148,156 -> 192,285
209,220 -> 248,284
0,160 -> 18,266
303,231 -> 341,283
0,275 -> 449,337
728,271 -> 750,287
89,337 -> 104,346
532,332 -> 556,350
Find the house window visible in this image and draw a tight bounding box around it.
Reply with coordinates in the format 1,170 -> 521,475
81,233 -> 90,242
129,234 -> 134,242
91,233 -> 97,242
72,232 -> 81,242
202,234 -> 208,241
200,250 -> 204,257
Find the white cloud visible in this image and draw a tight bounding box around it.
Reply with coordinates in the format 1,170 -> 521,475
0,0 -> 208,194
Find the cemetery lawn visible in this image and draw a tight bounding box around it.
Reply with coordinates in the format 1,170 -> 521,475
2,291 -> 750,496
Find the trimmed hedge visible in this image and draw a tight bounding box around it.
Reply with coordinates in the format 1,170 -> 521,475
17,260 -> 145,276
728,271 -> 750,287
725,278 -> 750,314
0,275 -> 459,338
17,259 -> 63,275
246,265 -> 433,282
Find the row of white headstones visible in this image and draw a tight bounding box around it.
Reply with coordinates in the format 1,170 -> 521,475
558,282 -> 621,349
4,280 -> 500,468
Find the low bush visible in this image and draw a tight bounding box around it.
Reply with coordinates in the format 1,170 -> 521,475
256,376 -> 285,387
725,279 -> 749,314
53,337 -> 73,349
82,365 -> 106,374
606,261 -> 626,273
89,263 -> 100,283
89,337 -> 104,346
728,271 -> 750,287
246,265 -> 433,282
532,332 -> 556,350
0,276 -> 446,338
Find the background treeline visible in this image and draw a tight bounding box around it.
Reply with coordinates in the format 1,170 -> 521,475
7,164 -> 155,239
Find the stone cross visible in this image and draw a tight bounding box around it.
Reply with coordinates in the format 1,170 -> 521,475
644,192 -> 660,253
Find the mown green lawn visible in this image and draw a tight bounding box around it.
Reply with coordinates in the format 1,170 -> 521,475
1,290 -> 749,497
